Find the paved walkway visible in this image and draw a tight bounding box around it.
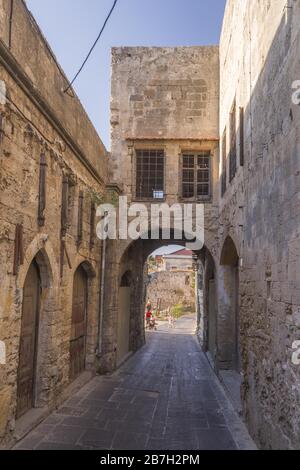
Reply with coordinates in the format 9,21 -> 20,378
14,314 -> 256,450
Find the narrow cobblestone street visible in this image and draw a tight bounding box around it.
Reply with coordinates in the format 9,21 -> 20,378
14,315 -> 255,451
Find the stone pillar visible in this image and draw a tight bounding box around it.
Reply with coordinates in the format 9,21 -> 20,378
216,264 -> 239,370
129,249 -> 146,352
97,240 -> 119,373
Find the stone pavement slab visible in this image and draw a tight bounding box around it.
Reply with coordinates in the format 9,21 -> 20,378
14,314 -> 256,451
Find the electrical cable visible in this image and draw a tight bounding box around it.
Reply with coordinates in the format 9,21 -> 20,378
63,0 -> 118,94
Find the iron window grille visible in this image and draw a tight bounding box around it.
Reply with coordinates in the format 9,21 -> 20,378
135,149 -> 165,200
229,99 -> 237,182
221,129 -> 227,197
182,152 -> 211,200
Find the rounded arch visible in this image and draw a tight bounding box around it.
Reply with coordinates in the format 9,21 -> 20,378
220,235 -> 239,267
16,237 -> 58,412
18,234 -> 57,290
118,229 -> 212,268
72,259 -> 97,279
101,229 -> 218,372
218,234 -> 241,372
200,247 -> 217,356
69,263 -> 89,381
68,259 -> 98,380
120,270 -> 133,287
16,259 -> 41,418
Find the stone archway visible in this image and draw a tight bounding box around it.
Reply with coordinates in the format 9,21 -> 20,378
16,248 -> 54,418
201,249 -> 217,362
218,236 -> 240,371
69,261 -> 97,382
16,260 -> 40,418
100,230 -> 217,372
69,265 -> 88,382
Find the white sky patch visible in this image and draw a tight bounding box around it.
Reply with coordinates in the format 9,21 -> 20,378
0,341 -> 6,365
292,341 -> 300,366
0,80 -> 6,105
150,245 -> 184,257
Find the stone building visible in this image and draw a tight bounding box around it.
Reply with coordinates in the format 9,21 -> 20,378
107,1 -> 300,450
103,46 -> 220,372
0,0 -> 108,445
146,270 -> 196,313
218,0 -> 300,449
162,248 -> 194,271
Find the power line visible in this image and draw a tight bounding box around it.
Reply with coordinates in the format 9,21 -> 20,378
63,0 -> 118,94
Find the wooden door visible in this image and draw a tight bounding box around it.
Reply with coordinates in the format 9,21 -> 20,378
69,266 -> 87,381
17,262 -> 40,419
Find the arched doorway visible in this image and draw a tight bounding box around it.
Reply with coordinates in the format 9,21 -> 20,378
69,265 -> 88,381
100,228 -> 216,374
17,260 -> 41,418
117,271 -> 132,366
219,236 -> 240,371
113,235 -> 214,365
146,245 -> 197,324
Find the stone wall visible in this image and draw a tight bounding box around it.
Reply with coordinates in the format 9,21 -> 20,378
0,0 -> 107,446
219,0 -> 300,449
110,46 -> 220,265
110,46 -> 219,195
163,256 -> 193,271
104,46 -> 221,373
146,271 -> 196,312
3,0 -> 298,451
0,0 -> 107,176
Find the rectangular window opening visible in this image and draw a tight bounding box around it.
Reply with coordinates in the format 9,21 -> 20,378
221,128 -> 227,197
135,149 -> 165,200
229,99 -> 237,182
182,152 -> 211,200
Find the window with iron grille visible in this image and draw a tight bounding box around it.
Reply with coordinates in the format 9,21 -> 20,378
182,152 -> 211,200
89,201 -> 96,249
135,149 -> 165,199
221,129 -> 227,197
229,99 -> 237,182
77,190 -> 84,247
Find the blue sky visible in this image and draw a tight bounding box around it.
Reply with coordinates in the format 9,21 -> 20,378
26,0 -> 226,150
152,245 -> 186,257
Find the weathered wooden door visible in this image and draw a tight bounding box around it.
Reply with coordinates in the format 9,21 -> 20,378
69,266 -> 88,381
17,261 -> 40,419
